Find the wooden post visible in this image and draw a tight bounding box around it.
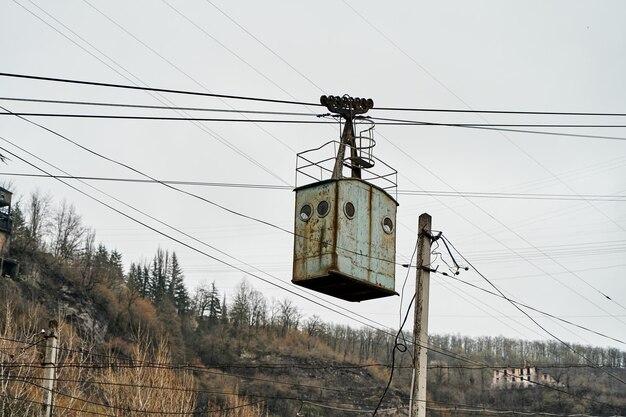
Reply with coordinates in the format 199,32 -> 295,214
41,320 -> 58,417
410,213 -> 431,417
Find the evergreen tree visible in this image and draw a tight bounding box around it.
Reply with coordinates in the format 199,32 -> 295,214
149,248 -> 168,303
167,252 -> 190,314
141,264 -> 150,297
126,262 -> 142,293
109,250 -> 124,281
207,281 -> 221,321
8,201 -> 29,255
220,296 -> 228,325
94,244 -> 109,268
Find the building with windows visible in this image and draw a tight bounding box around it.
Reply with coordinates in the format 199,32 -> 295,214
0,187 -> 18,277
492,366 -> 557,389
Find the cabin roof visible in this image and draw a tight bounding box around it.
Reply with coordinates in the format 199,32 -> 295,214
293,178 -> 398,206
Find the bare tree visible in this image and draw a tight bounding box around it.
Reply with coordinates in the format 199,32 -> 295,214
26,190 -> 51,247
277,299 -> 301,335
304,315 -> 322,337
51,200 -> 85,260
248,288 -> 267,328
193,283 -> 212,317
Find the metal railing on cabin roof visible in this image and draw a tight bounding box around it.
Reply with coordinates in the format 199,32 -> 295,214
295,140 -> 398,199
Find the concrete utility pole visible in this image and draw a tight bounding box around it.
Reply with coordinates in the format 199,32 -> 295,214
409,213 -> 431,417
41,320 -> 59,417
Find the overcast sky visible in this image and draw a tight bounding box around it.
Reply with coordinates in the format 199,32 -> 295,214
1,0 -> 625,349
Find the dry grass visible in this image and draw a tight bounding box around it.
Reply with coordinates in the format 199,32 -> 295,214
0,302 -> 262,417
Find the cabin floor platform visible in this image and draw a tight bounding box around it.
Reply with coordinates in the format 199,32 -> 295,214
292,271 -> 397,302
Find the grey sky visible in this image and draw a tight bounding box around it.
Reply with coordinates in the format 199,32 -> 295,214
1,0 -> 625,349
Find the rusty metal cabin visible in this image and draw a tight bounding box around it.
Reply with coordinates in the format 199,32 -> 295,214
0,187 -> 18,278
292,95 -> 398,302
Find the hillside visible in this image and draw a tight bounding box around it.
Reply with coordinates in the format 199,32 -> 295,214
0,191 -> 625,416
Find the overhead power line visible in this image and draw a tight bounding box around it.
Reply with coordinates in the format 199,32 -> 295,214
9,377 -> 266,416
7,2 -> 293,182
17,89 -> 616,328
0,135 -> 422,357
1,111 -> 624,143
0,112 -> 332,123
6,374 -> 610,417
4,97 -> 626,129
3,151 -> 624,343
0,392 -> 111,417
372,106 -> 626,117
0,107 -> 401,268
1,81 -> 620,401
430,271 -> 624,345
4,172 -> 626,202
2,71 -> 626,142
3,72 -> 626,117
440,234 -> 626,384
0,72 -> 320,107
367,116 -> 626,142
5,111 -> 626,131
4,140 -> 620,411
340,0 -> 626,267
3,5 -> 620,410
0,138 -> 487,371
0,96 -> 319,116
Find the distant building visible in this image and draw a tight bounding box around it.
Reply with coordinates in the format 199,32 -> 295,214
491,366 -> 557,389
0,187 -> 18,277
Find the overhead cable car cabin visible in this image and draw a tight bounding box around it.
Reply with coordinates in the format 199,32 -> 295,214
292,95 -> 398,302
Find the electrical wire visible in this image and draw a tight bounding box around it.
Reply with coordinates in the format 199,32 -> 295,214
376,127 -> 626,324
8,1 -> 293,182
3,106 -> 626,129
0,135 -> 420,363
366,116 -> 626,142
2,3 -> 620,412
0,72 -> 319,107
340,0 -> 626,243
0,138 -> 490,375
3,360 -> 622,371
344,0 -> 626,257
0,109 -> 399,268
8,373 -> 407,410
6,374 -> 615,417
201,0 -> 326,94
372,106 -> 626,117
427,270 -> 624,345
3,375 -> 398,415
423,405 -> 623,416
0,132 -> 455,379
0,112 -> 333,123
0,96 -> 320,116
5,171 -> 626,202
75,0 -> 301,156
3,111 -> 626,141
372,293 -> 416,416
3,72 -> 626,118
440,234 -> 626,385
0,392 -> 113,416
2,334 -> 622,413
9,376 -> 266,415
3,139 -> 620,396
0,142 -> 621,409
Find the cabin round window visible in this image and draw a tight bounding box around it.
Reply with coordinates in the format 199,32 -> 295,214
317,200 -> 330,217
382,217 -> 394,234
344,202 -> 355,219
299,204 -> 312,221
